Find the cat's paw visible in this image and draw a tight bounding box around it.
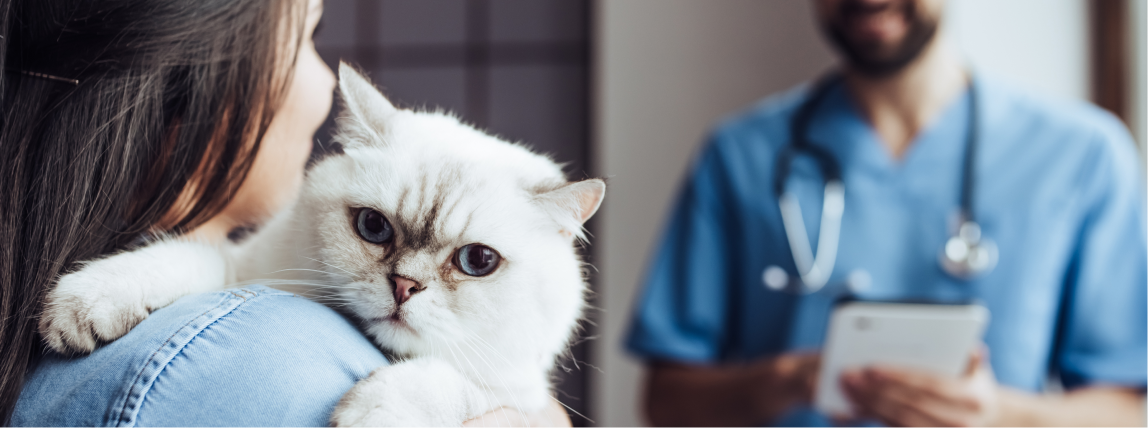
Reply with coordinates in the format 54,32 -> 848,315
39,239 -> 229,354
331,358 -> 489,427
39,263 -> 152,354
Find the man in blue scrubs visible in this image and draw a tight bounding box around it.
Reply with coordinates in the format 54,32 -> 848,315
626,0 -> 1147,426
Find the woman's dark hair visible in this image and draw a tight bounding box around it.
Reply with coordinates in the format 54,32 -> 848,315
0,0 -> 304,421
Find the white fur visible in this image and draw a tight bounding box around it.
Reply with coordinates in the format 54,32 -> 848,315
39,62 -> 605,427
39,239 -> 229,353
331,358 -> 487,427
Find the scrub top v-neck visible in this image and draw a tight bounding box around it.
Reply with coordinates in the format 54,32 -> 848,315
624,75 -> 1147,426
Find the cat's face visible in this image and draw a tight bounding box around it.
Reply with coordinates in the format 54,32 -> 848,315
300,64 -> 603,360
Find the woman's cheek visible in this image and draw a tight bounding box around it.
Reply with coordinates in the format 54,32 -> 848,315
227,43 -> 336,224
296,44 -> 336,133
277,43 -> 335,174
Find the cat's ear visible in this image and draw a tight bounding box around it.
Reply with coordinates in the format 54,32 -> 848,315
336,61 -> 398,146
534,179 -> 606,240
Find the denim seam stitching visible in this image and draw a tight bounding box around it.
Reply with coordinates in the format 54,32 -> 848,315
111,296 -> 236,426
110,290 -> 258,427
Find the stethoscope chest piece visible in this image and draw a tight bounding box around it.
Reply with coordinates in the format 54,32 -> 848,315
938,220 -> 998,279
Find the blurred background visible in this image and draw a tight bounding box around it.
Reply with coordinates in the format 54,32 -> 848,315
312,1 -> 1146,425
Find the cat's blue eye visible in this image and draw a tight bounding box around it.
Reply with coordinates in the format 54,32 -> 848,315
355,208 -> 393,244
455,244 -> 500,277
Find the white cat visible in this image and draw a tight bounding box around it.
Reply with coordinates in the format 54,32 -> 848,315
38,62 -> 605,427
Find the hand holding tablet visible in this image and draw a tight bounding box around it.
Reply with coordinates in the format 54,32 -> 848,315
814,301 -> 990,418
837,348 -> 1002,426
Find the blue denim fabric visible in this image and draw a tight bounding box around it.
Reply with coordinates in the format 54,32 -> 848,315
14,286 -> 388,427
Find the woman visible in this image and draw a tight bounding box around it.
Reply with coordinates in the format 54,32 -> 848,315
0,0 -> 569,425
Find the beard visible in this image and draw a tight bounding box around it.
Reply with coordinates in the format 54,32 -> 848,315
822,0 -> 940,77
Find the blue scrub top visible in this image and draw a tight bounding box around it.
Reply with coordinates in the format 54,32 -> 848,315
625,75 -> 1147,425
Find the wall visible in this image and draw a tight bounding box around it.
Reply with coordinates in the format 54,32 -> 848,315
1130,0 -> 1147,152
591,1 -> 835,425
591,1 -> 1092,426
943,0 -> 1089,102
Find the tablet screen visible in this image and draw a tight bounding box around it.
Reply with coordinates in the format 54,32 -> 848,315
814,301 -> 989,416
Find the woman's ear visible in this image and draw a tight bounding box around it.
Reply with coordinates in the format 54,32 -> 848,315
336,61 -> 398,147
534,179 -> 606,240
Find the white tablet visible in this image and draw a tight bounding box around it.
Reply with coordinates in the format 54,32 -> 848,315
814,301 -> 990,416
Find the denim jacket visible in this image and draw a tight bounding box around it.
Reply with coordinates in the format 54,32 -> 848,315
15,286 -> 388,426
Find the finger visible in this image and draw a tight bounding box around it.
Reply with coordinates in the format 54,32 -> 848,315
875,374 -> 978,426
840,372 -> 877,420
966,351 -> 982,375
861,371 -> 974,422
839,369 -> 867,399
851,376 -> 957,427
841,369 -> 883,414
964,347 -> 985,377
866,366 -> 966,403
868,398 -> 950,427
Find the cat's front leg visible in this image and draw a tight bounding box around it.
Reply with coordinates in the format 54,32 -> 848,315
331,357 -> 494,427
39,238 -> 231,354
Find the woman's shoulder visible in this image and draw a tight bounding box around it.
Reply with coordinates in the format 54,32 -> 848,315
14,286 -> 387,427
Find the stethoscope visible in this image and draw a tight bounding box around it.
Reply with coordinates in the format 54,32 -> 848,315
762,73 -> 998,294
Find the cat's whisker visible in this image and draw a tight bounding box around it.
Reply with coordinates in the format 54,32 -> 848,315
302,293 -> 356,299
447,308 -> 491,322
247,278 -> 344,286
265,282 -> 351,291
430,344 -> 488,426
244,280 -> 355,294
446,342 -> 507,427
455,327 -> 573,425
268,268 -> 348,278
237,275 -> 343,285
300,256 -> 356,276
458,337 -> 530,426
447,341 -> 507,426
462,333 -> 518,372
549,393 -> 595,424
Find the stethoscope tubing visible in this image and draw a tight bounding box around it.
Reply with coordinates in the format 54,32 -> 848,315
765,71 -> 996,294
777,181 -> 844,292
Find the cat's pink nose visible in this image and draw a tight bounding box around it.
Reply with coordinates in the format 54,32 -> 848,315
391,275 -> 425,306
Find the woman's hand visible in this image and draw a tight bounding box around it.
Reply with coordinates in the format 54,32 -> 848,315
841,349 -> 1000,426
462,398 -> 572,427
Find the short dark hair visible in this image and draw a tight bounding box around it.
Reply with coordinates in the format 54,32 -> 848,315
0,0 -> 303,421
